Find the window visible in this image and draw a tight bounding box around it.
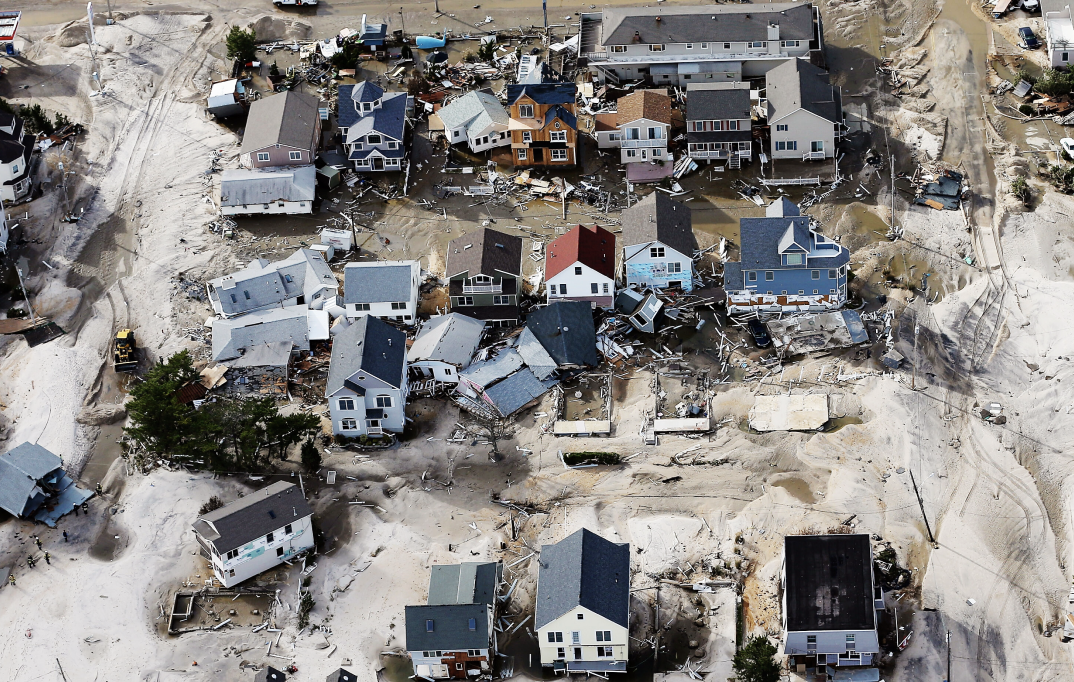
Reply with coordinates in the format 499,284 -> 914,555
376,395 -> 393,408
598,647 -> 613,657
611,45 -> 627,53
650,247 -> 665,258
226,549 -> 238,560
391,301 -> 407,310
522,131 -> 532,143
747,271 -> 757,282
830,288 -> 837,294
575,266 -> 583,275
625,127 -> 640,140
284,524 -> 292,534
749,41 -> 766,48
648,44 -> 665,51
548,632 -> 564,643
423,652 -> 434,658
388,140 -> 398,149
559,284 -> 567,295
788,140 -> 798,150
798,289 -> 805,295
577,613 -> 584,620
468,650 -> 480,657
276,547 -> 284,557
519,104 -> 534,118
288,151 -> 302,161
811,270 -> 820,280
602,283 -> 609,293
256,152 -> 270,162
653,149 -> 662,157
456,296 -> 474,306
765,271 -> 774,281
700,43 -> 708,48
775,141 -> 786,151
341,418 -> 357,431
726,120 -> 739,131
626,149 -> 638,159
550,131 -> 567,142
723,42 -> 731,49
557,648 -> 565,659
648,127 -> 663,139
811,140 -> 824,153
813,289 -> 819,294
828,269 -> 838,279
1065,52 -> 1070,62
517,149 -> 527,160
596,630 -> 612,641
425,620 -> 435,632
338,398 -> 355,411
244,290 -> 251,300
367,134 -> 382,145
362,102 -> 373,112
685,43 -> 694,49
786,254 -> 803,265
571,632 -> 581,644
11,165 -> 17,174
453,130 -> 461,138
354,303 -> 371,311
807,635 -> 817,650
493,295 -> 511,305
668,262 -> 682,274
551,149 -> 568,160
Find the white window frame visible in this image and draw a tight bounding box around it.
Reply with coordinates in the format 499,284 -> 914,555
550,131 -> 567,142
376,395 -> 393,408
340,418 -> 358,431
518,104 -> 534,118
288,151 -> 302,161
338,398 -> 356,411
256,152 -> 270,162
648,44 -> 665,52
611,45 -> 627,53
522,131 -> 532,143
551,149 -> 568,160
650,246 -> 665,258
517,148 -> 527,160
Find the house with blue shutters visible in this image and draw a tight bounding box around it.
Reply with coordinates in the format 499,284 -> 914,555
337,81 -> 408,173
723,197 -> 849,314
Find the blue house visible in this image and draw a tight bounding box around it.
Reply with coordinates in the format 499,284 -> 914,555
723,198 -> 849,314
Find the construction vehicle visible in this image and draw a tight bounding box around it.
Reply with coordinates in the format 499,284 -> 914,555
113,329 -> 138,372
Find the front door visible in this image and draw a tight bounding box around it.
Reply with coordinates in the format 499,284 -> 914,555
372,156 -> 385,171
533,147 -> 544,163
574,648 -> 582,660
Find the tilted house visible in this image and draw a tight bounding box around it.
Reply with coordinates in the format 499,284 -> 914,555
437,90 -> 511,154
407,313 -> 486,385
621,193 -> 697,292
0,112 -> 33,202
337,81 -> 408,173
207,78 -> 249,118
0,442 -> 92,527
326,315 -> 408,437
446,228 -> 524,327
507,84 -> 579,167
343,260 -> 421,324
722,197 -> 849,314
782,534 -> 883,672
405,562 -> 503,679
206,248 -> 338,319
455,348 -> 554,419
686,82 -> 753,165
766,59 -> 842,161
614,90 -> 673,180
192,481 -> 314,587
545,224 -> 617,308
220,166 -> 316,216
578,3 -> 820,86
536,529 -> 630,674
239,91 -> 321,169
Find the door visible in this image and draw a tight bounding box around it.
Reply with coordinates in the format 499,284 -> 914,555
573,648 -> 582,660
811,140 -> 824,154
372,156 -> 385,171
533,148 -> 544,163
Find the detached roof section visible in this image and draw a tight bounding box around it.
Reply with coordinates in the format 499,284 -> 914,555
599,3 -> 815,46
212,308 -> 326,362
535,528 -> 630,629
326,315 -> 408,395
343,260 -> 418,305
220,167 -> 316,208
621,192 -> 697,256
483,366 -> 552,417
784,534 -> 876,632
240,90 -> 320,154
193,481 -> 313,555
446,228 -> 524,279
525,302 -> 599,368
428,561 -> 502,606
766,59 -> 842,124
408,313 -> 486,368
0,442 -> 62,518
545,224 -> 617,280
438,90 -> 510,133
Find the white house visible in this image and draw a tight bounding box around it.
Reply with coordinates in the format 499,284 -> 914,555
206,248 -> 338,318
536,528 -> 630,674
191,481 -> 314,588
407,313 -> 485,385
545,224 -> 617,308
613,90 -> 672,165
220,166 -> 316,216
621,193 -> 697,292
326,315 -> 408,438
343,260 -> 421,323
765,59 -> 842,161
337,81 -> 408,172
0,112 -> 32,202
1045,2 -> 1074,67
436,90 -> 511,154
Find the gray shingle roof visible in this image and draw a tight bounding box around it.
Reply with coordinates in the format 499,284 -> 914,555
239,91 -> 320,155
220,166 -> 316,208
208,248 -> 337,317
600,3 -> 814,46
428,562 -> 502,606
326,315 -> 407,395
621,192 -> 697,257
458,348 -> 525,389
515,327 -> 557,380
525,302 -> 599,368
483,367 -> 551,417
686,87 -> 751,122
343,261 -> 417,305
405,604 -> 491,652
0,443 -> 63,518
446,228 -> 523,279
766,58 -> 842,124
408,313 -> 486,368
193,481 -> 313,555
729,199 -> 848,276
255,667 -> 287,682
438,90 -> 510,133
222,340 -> 294,368
535,528 -> 630,629
212,308 -> 318,362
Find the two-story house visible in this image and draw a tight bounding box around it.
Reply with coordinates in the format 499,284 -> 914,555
0,112 -> 33,202
766,59 -> 842,161
343,260 -> 420,324
621,193 -> 697,292
436,90 -> 511,154
191,481 -> 314,587
616,89 -> 673,181
686,82 -> 753,166
536,528 -> 630,674
782,534 -> 883,672
446,228 -> 524,327
408,313 -> 485,385
722,197 -> 849,313
1045,0 -> 1074,67
578,3 -> 820,86
326,315 -> 408,437
507,84 -> 579,167
239,91 -> 321,169
405,561 -> 503,679
545,224 -> 617,308
337,81 -> 408,173
206,248 -> 338,318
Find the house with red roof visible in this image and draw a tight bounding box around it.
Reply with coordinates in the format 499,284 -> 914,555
544,224 -> 617,309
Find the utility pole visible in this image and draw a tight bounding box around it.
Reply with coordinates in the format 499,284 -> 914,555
399,7 -> 405,39
543,0 -> 548,29
911,321 -> 919,389
908,467 -> 935,544
105,0 -> 113,24
433,0 -> 439,14
86,3 -> 102,92
945,629 -> 951,682
15,264 -> 37,324
890,153 -> 896,234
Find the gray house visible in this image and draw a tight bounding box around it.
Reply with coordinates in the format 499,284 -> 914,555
206,248 -> 338,319
239,91 -> 321,169
622,193 -> 697,292
782,534 -> 883,672
326,315 -> 408,437
210,307 -> 330,363
343,260 -> 421,323
446,228 -> 524,327
407,313 -> 486,385
337,81 -> 408,173
436,90 -> 511,154
220,166 -> 316,216
0,442 -> 92,526
766,59 -> 843,161
686,82 -> 753,164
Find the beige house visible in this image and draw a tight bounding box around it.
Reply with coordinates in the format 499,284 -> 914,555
239,91 -> 322,169
766,59 -> 842,161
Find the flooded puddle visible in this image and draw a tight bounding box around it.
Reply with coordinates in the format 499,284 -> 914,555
771,477 -> 817,504
823,416 -> 865,432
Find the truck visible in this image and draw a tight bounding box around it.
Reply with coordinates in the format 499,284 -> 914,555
113,329 -> 138,372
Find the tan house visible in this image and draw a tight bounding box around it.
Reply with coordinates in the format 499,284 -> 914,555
239,91 -> 322,169
506,84 -> 578,167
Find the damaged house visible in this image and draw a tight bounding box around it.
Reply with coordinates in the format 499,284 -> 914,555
206,248 -> 339,319
210,307 -> 329,363
0,111 -> 34,202
326,315 -> 408,438
219,166 -> 316,216
621,193 -> 697,293
456,348 -> 553,419
522,301 -> 600,374
507,83 -> 579,167
446,228 -> 524,327
408,313 -> 486,385
545,224 -> 617,309
405,561 -> 503,679
337,81 -> 408,173
0,442 -> 93,527
343,260 -> 421,324
597,89 -> 674,182
436,90 -> 511,154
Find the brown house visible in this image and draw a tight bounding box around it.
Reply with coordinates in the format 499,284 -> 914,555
506,84 -> 578,167
239,91 -> 322,169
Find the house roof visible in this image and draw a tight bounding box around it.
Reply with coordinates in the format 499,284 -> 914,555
325,670 -> 358,682
239,91 -> 320,154
338,87 -> 408,142
428,562 -> 502,606
594,113 -> 619,132
222,340 -> 294,368
352,80 -> 384,103
438,90 -> 510,132
208,248 -> 337,318
212,308 -> 323,362
458,348 -> 525,389
516,327 -> 558,380
220,167 -> 316,207
545,224 -> 617,280
600,3 -> 815,46
621,192 -> 697,257
343,260 -> 417,305
446,228 -> 523,278
766,58 -> 842,124
193,481 -> 313,555
525,302 -> 599,368
543,104 -> 577,130
784,534 -> 875,632
255,667 -> 287,682
734,199 -> 849,271
483,366 -> 552,417
408,313 -> 486,368
326,315 -> 407,395
686,87 -> 751,121
535,528 -> 630,629
507,83 -> 577,106
0,442 -> 63,518
617,89 -> 672,126
405,604 -> 491,652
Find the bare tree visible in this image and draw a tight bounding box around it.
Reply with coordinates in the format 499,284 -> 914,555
466,413 -> 513,458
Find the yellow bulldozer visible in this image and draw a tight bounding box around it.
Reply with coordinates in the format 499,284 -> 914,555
113,329 -> 138,372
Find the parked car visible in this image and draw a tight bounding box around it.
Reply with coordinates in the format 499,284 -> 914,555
1022,0 -> 1040,12
747,319 -> 772,348
1019,27 -> 1041,49
1061,138 -> 1074,158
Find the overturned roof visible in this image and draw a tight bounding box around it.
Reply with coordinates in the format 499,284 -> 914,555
240,90 -> 320,154
408,313 -> 486,368
525,302 -> 599,368
0,442 -> 64,518
193,481 -> 313,555
535,528 -> 630,629
784,534 -> 876,632
428,561 -> 502,606
446,228 -> 523,279
621,192 -> 697,256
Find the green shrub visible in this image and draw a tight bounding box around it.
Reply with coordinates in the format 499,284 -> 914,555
298,592 -> 314,629
6,308 -> 26,319
1019,103 -> 1034,116
564,452 -> 621,466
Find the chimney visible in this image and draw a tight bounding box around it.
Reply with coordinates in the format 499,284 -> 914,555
633,30 -> 642,42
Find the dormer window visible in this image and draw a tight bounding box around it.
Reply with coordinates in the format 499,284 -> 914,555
519,104 -> 534,118
785,254 -> 803,265
362,102 -> 373,112
367,134 -> 382,145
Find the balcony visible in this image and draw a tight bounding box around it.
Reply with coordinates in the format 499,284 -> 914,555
462,284 -> 502,294
802,151 -> 826,161
583,50 -> 793,65
621,138 -> 666,148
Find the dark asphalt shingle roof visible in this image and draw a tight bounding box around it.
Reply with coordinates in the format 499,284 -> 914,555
325,670 -> 358,682
240,91 -> 320,154
600,3 -> 814,46
621,192 -> 697,257
784,534 -> 876,632
446,228 -> 523,279
255,667 -> 287,682
535,528 -> 630,629
507,83 -> 577,106
484,366 -> 552,417
544,104 -> 577,130
525,301 -> 599,368
405,604 -> 491,652
686,87 -> 751,121
338,85 -> 408,142
326,315 -> 407,394
0,442 -> 63,518
193,481 -> 312,555
734,199 -> 848,271
766,58 -> 842,124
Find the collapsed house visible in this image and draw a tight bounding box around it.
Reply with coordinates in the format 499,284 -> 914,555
0,442 -> 93,527
210,307 -> 329,363
407,313 -> 486,386
766,310 -> 868,354
456,348 -> 552,419
206,248 -> 339,319
216,340 -> 293,397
